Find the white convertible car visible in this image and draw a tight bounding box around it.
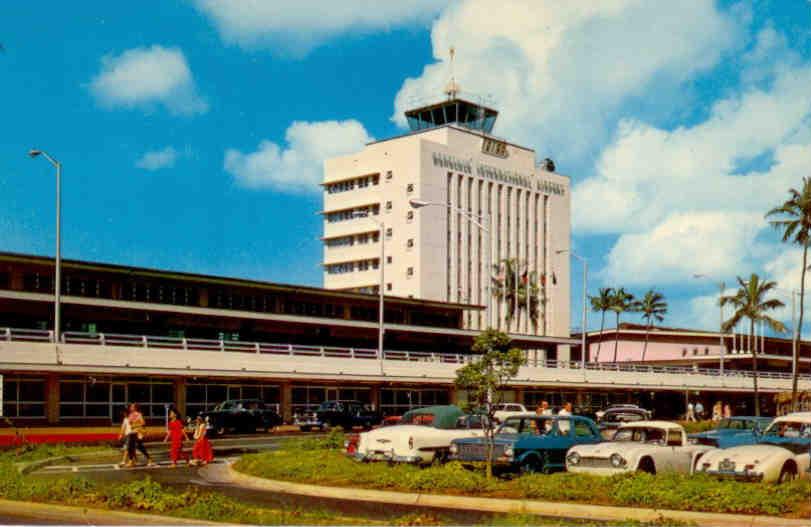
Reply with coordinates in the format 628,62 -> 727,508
354,405 -> 485,464
696,412 -> 811,483
566,421 -> 712,475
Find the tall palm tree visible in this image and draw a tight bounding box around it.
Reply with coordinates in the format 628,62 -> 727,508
634,290 -> 668,361
491,258 -> 519,331
610,288 -> 635,363
518,269 -> 542,333
721,274 -> 786,416
589,288 -> 614,362
767,176 -> 811,411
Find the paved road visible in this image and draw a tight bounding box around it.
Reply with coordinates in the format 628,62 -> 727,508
27,433 -> 499,525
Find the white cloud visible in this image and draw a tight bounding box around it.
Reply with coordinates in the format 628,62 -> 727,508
136,147 -> 178,171
224,120 -> 372,192
601,211 -> 764,286
90,45 -> 208,116
194,0 -> 445,55
393,0 -> 744,162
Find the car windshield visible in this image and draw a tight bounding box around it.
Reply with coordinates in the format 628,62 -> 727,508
603,412 -> 644,423
214,401 -> 233,411
318,402 -> 342,412
716,419 -> 753,431
763,421 -> 811,439
613,427 -> 666,445
498,416 -> 554,435
401,413 -> 436,426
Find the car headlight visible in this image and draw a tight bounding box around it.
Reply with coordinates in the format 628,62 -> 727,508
449,443 -> 458,454
610,453 -> 627,468
504,446 -> 514,458
567,452 -> 581,465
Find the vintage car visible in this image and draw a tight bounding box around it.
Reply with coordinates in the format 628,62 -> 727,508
492,403 -> 528,424
315,400 -> 381,430
696,412 -> 811,483
596,406 -> 653,439
450,414 -> 602,473
199,399 -> 282,436
354,405 -> 485,464
688,416 -> 772,448
566,421 -> 712,475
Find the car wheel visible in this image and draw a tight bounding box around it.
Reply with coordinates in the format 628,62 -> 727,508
638,457 -> 656,475
778,463 -> 797,484
519,458 -> 540,474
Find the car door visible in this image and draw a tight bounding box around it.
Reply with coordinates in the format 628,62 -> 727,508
666,429 -> 691,472
544,419 -> 570,468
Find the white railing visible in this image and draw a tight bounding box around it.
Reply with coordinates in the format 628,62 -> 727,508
2,327 -> 809,381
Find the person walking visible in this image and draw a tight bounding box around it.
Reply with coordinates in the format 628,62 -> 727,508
191,416 -> 214,466
712,402 -> 722,422
164,407 -> 189,468
723,403 -> 732,419
117,409 -> 133,467
686,402 -> 696,422
695,401 -> 704,421
127,403 -> 155,467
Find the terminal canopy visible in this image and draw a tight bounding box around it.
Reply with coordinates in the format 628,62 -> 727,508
405,98 -> 498,134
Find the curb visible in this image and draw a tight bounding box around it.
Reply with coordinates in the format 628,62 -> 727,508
225,464 -> 810,527
0,499 -> 227,525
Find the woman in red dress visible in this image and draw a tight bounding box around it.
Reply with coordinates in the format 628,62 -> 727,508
164,408 -> 189,467
191,416 -> 214,465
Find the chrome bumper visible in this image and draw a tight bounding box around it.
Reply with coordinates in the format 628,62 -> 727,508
354,451 -> 421,464
704,469 -> 763,482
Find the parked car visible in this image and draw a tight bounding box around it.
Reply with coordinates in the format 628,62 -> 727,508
450,413 -> 602,474
344,416 -> 402,455
594,404 -> 651,420
696,412 -> 811,483
315,400 -> 381,430
200,399 -> 282,436
596,406 -> 653,439
566,421 -> 712,475
688,416 -> 772,448
354,405 -> 485,464
492,403 -> 528,424
294,409 -> 323,432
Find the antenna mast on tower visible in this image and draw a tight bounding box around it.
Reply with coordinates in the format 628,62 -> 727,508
444,46 -> 460,99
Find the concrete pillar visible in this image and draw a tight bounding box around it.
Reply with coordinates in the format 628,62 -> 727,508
46,373 -> 59,424
173,378 -> 186,418
449,387 -> 459,405
515,387 -> 525,406
369,385 -> 380,412
280,381 -> 292,423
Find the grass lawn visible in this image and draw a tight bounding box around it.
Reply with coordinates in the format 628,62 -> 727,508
234,433 -> 811,518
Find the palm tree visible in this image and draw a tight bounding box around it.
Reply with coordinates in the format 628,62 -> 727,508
721,274 -> 786,416
589,288 -> 614,362
610,288 -> 635,362
634,290 -> 668,361
491,258 -> 519,331
518,269 -> 542,333
767,177 -> 811,411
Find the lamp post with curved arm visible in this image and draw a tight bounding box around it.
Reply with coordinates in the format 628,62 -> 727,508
29,149 -> 61,345
353,211 -> 385,375
409,199 -> 492,328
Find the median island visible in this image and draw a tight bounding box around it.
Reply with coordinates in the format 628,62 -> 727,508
233,433 -> 811,519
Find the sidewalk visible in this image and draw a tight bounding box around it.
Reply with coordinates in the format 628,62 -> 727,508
216,463 -> 811,527
0,499 -> 225,525
0,424 -> 302,446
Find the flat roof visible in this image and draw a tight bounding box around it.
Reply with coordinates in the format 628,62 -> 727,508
0,251 -> 483,312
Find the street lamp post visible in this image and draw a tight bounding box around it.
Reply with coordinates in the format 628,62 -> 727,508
693,274 -> 726,375
557,250 -> 587,368
29,150 -> 61,346
353,211 -> 385,375
409,199 -> 491,328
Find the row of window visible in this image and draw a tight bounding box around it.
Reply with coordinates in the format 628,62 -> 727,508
325,258 -> 380,275
325,204 -> 380,223
324,231 -> 380,248
325,173 -> 380,194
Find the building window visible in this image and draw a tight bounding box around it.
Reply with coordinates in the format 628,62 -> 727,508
406,267 -> 414,277
406,238 -> 414,249
406,183 -> 414,193
385,171 -> 393,180
406,210 -> 414,221
386,256 -> 392,264
387,283 -> 392,291
2,377 -> 45,418
386,228 -> 393,238
385,201 -> 392,211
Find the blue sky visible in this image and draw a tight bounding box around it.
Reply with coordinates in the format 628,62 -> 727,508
2,1 -> 811,334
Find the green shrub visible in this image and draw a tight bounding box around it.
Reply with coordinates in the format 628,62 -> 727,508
516,472 -> 611,503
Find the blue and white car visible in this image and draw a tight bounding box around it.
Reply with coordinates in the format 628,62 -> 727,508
688,416 -> 772,448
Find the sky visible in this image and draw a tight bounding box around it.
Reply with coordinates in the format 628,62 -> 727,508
2,1 -> 811,335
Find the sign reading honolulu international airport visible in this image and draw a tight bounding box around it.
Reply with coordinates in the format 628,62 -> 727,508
431,151 -> 566,196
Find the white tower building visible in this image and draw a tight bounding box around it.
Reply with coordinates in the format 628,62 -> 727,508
321,97 -> 571,347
